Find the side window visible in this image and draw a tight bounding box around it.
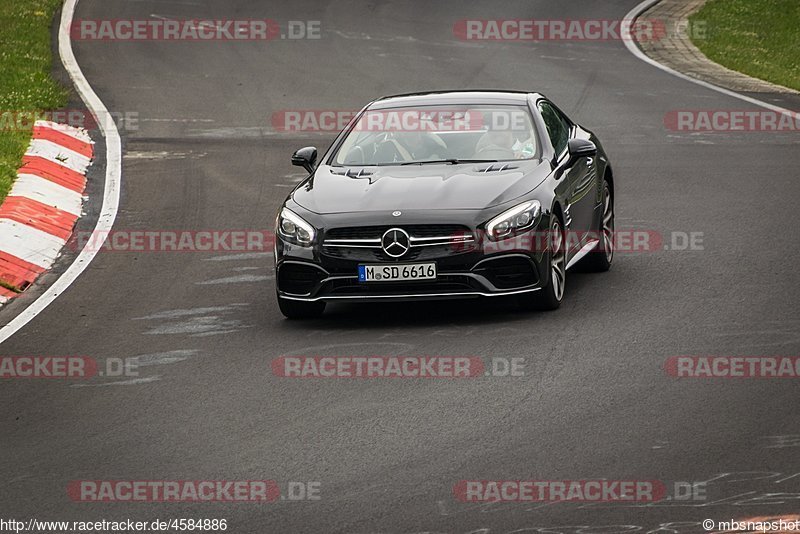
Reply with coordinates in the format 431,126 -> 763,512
537,101 -> 570,158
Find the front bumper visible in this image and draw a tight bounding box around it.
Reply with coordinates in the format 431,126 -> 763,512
276,231 -> 547,302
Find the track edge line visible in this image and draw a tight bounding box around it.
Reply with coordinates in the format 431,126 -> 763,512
0,0 -> 122,344
622,0 -> 796,118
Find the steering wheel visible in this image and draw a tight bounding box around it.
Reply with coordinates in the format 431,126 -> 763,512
374,140 -> 406,163
344,145 -> 365,165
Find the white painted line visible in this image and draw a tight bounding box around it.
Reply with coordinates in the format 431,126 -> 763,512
35,120 -> 94,144
622,0 -> 797,118
0,220 -> 67,269
0,0 -> 122,343
71,376 -> 163,387
10,174 -> 84,216
25,138 -> 92,173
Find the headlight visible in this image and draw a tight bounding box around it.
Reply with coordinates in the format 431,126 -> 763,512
277,207 -> 315,246
485,200 -> 541,241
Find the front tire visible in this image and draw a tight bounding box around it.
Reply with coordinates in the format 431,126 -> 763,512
518,214 -> 566,311
581,179 -> 614,272
277,295 -> 326,319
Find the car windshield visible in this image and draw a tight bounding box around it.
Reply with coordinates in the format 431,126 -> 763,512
332,105 -> 538,166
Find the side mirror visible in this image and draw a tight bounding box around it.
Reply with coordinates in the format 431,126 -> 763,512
554,139 -> 597,180
292,146 -> 318,174
567,138 -> 597,161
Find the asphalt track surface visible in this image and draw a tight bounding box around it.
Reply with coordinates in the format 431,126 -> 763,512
2,1 -> 800,532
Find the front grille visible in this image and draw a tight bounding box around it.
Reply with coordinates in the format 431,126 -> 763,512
324,247 -> 423,261
323,224 -> 474,261
325,224 -> 471,240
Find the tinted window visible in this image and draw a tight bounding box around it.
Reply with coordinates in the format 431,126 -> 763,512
332,105 -> 538,166
538,101 -> 570,157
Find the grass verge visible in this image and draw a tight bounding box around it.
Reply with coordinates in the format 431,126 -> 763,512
690,0 -> 800,91
0,0 -> 69,204
0,280 -> 22,294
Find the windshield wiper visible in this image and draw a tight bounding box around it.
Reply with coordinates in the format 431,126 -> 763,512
400,159 -> 498,166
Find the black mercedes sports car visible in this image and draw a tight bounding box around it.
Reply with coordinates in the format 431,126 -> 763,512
274,90 -> 614,318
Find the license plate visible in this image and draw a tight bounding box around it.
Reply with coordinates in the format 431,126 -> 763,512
358,263 -> 436,282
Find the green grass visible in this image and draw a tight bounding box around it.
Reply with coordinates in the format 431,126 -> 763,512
0,279 -> 22,293
0,0 -> 69,203
690,0 -> 800,91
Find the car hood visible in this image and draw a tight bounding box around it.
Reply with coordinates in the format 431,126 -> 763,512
292,160 -> 550,214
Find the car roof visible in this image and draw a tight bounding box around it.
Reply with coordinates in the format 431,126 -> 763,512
368,90 -> 544,110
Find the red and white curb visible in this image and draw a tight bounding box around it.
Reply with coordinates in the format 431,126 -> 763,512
0,120 -> 93,305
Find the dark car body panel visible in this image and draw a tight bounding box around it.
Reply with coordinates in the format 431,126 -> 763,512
275,91 -> 613,303
291,161 -> 551,213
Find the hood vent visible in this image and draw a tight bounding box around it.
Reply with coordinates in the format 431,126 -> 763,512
475,163 -> 519,172
331,167 -> 375,178
474,163 -> 519,173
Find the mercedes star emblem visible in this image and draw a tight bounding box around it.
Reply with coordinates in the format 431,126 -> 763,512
381,228 -> 410,258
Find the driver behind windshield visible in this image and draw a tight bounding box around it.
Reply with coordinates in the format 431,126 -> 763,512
474,112 -> 535,159
395,131 -> 447,161
333,105 -> 536,166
